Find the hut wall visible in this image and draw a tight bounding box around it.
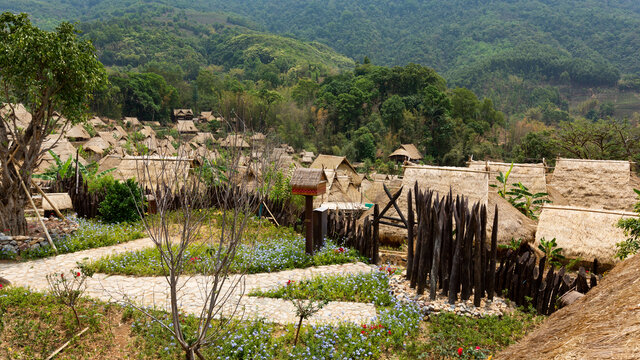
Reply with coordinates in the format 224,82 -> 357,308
549,158 -> 636,211
468,161 -> 547,194
535,205 -> 638,265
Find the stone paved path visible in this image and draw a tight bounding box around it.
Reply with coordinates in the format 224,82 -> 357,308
0,238 -> 377,325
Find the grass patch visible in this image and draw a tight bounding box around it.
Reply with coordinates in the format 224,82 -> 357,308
0,287 -> 133,359
84,236 -> 365,276
0,218 -> 145,260
250,271 -> 393,306
403,310 -> 543,359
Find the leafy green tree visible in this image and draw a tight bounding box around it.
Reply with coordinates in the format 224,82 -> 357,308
0,13 -> 106,235
98,179 -> 144,223
352,127 -> 376,161
381,95 -> 405,131
292,78 -> 319,106
422,85 -> 452,162
111,72 -> 178,123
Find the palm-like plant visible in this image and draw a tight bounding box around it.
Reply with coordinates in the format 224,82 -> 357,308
538,237 -> 565,268
33,150 -> 115,182
489,162 -> 514,198
507,182 -> 551,220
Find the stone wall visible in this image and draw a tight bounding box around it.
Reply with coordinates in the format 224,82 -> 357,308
0,233 -> 51,256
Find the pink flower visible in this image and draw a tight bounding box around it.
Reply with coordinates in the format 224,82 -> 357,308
76,272 -> 81,277
0,284 -> 3,289
457,347 -> 463,356
286,280 -> 294,286
387,330 -> 391,335
476,346 -> 481,350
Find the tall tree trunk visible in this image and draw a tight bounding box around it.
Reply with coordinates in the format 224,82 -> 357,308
0,188 -> 28,235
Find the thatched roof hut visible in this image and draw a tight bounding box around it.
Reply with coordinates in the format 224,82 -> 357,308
250,132 -> 266,143
176,120 -> 198,134
199,111 -> 215,122
89,116 -> 107,128
123,117 -> 141,127
112,125 -> 128,139
42,193 -> 73,211
36,135 -> 87,173
310,155 -> 358,179
97,131 -> 119,146
0,103 -> 32,133
98,155 -> 193,187
496,252 -> 640,359
535,205 -> 638,265
173,109 -> 194,121
550,158 -> 637,211
140,125 -> 156,138
191,132 -> 215,145
65,123 -> 91,141
402,165 -> 489,207
389,144 -> 423,162
468,160 -> 547,195
219,134 -> 250,148
83,136 -> 111,155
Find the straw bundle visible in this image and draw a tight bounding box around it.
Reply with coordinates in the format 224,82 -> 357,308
98,155 -> 192,188
496,252 -> 640,359
468,160 -> 547,194
550,158 -> 637,211
535,205 -> 638,265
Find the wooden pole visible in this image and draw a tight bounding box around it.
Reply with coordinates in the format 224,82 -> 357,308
473,210 -> 483,307
372,204 -> 380,264
15,165 -> 57,253
304,195 -> 313,255
487,205 -> 498,300
45,327 -> 89,360
406,190 -> 414,279
32,180 -> 64,219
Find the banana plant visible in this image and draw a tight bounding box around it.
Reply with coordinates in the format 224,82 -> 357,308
506,182 -> 550,220
489,162 -> 514,198
538,237 -> 565,268
33,150 -> 115,181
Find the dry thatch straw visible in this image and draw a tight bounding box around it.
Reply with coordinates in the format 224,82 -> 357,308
535,205 -> 639,265
468,160 -> 547,194
83,136 -> 110,155
496,252 -> 640,360
550,158 -> 637,211
42,193 -> 73,211
97,155 -> 193,188
35,135 -> 87,173
487,192 -> 537,245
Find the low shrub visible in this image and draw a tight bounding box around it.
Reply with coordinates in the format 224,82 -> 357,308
98,178 -> 144,223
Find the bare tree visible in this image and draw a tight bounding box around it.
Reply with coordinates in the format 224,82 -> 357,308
120,120 -> 281,360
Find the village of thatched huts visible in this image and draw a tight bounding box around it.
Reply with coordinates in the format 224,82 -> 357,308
0,103 -> 32,134
535,205 -> 638,265
388,144 -> 423,162
549,158 -> 637,211
496,252 -> 640,359
468,160 -> 547,195
191,132 -> 215,145
89,116 -> 107,128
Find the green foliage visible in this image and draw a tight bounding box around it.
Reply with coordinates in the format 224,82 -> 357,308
490,163 -> 514,198
250,271 -> 394,306
405,311 -> 542,360
13,218 -> 145,260
616,189 -> 640,260
498,238 -> 523,252
97,178 -> 144,223
537,238 -> 566,268
506,182 -> 551,220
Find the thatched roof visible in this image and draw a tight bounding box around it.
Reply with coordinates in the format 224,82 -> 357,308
310,155 -> 358,177
496,252 -> 640,360
98,155 -> 193,187
301,155 -> 314,164
191,132 -> 215,145
550,158 -> 637,211
112,125 -> 128,138
389,144 -> 423,161
123,117 -> 141,127
97,131 -> 119,146
291,168 -> 326,189
468,160 -> 547,195
176,120 -> 198,134
0,103 -> 32,132
89,116 -> 107,127
173,109 -> 194,118
139,126 -> 156,138
83,136 -> 111,155
402,165 -> 489,207
487,192 -> 537,245
219,134 -> 250,148
65,123 -> 91,141
535,205 -> 638,265
250,132 -> 266,141
200,111 -> 215,122
42,193 -> 73,211
36,135 -> 87,173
